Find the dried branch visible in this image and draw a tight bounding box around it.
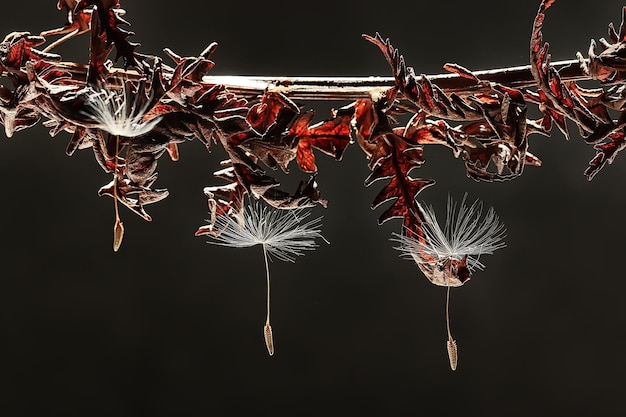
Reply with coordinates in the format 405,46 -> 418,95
1,58 -> 590,100
0,0 -> 623,260
2,0 -> 626,370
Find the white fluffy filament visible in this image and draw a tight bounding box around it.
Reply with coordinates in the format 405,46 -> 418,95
206,201 -> 326,262
206,200 -> 326,356
394,194 -> 506,273
82,82 -> 162,138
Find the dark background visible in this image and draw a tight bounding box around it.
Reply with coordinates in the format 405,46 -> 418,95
2,1 -> 625,416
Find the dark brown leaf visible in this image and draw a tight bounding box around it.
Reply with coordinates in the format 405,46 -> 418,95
365,133 -> 434,225
75,0 -> 141,70
98,174 -> 169,221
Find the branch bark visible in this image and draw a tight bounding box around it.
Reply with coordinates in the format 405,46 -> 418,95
2,58 -> 590,100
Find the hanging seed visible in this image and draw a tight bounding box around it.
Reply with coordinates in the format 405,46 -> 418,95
264,322 -> 274,356
113,218 -> 125,252
447,337 -> 458,371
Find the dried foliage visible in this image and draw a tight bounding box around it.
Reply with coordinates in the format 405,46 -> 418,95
1,0 -> 623,274
1,0 -> 626,367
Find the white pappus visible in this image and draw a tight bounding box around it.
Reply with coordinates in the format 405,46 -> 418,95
393,194 -> 506,287
204,199 -> 327,356
81,81 -> 162,138
392,194 -> 506,371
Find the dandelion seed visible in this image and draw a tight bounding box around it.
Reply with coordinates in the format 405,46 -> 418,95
81,81 -> 162,252
392,194 -> 505,370
264,322 -> 274,356
447,337 -> 458,371
393,194 -> 506,287
113,217 -> 124,252
82,82 -> 162,138
204,199 -> 327,356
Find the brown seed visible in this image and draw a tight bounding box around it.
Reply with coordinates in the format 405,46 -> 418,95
113,218 -> 124,252
447,338 -> 458,371
264,322 -> 274,356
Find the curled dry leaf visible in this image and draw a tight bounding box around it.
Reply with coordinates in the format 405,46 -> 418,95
2,0 -> 626,365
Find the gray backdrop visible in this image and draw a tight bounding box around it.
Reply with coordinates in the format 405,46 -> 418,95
2,1 -> 625,416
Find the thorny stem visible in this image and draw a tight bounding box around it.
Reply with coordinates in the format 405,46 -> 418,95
262,243 -> 274,356
9,59 -> 591,101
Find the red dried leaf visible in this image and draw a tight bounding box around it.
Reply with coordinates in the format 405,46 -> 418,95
195,180 -> 247,237
292,106 -> 354,173
41,0 -> 91,43
247,92 -> 298,133
363,32 -> 482,122
75,0 -> 141,69
0,33 -> 60,71
65,126 -> 99,156
530,1 -> 608,142
261,175 -> 327,209
402,115 -> 449,147
0,84 -> 42,138
98,174 -> 168,221
239,139 -> 295,173
585,129 -> 626,180
86,9 -> 113,83
364,132 -> 433,226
